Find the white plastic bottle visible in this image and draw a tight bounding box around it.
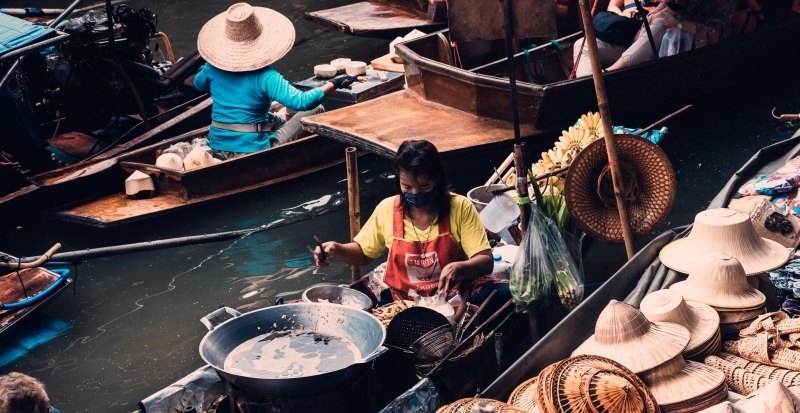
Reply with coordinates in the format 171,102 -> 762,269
491,252 -> 511,279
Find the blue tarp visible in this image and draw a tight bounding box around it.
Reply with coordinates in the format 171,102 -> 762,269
0,12 -> 54,56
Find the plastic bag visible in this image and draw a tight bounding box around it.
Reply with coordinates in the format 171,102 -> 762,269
509,206 -> 585,312
658,27 -> 693,57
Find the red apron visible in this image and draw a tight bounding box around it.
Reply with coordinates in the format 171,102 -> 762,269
384,196 -> 497,300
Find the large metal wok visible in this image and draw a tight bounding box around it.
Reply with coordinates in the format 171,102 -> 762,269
199,303 -> 386,398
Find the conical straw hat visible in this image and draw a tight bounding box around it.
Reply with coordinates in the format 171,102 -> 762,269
198,3 -> 295,72
550,355 -> 659,413
659,208 -> 790,275
564,134 -> 676,243
640,289 -> 720,355
670,252 -> 767,310
572,300 -> 690,373
641,354 -> 727,409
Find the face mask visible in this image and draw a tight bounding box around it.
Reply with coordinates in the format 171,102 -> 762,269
403,190 -> 435,207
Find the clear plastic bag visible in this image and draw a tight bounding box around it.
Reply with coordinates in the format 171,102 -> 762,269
509,206 -> 585,311
659,27 -> 694,58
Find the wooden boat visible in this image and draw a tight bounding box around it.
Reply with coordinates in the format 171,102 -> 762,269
304,0 -> 445,38
0,96 -> 212,221
303,18 -> 800,158
473,130 -> 800,406
52,128 -> 348,227
0,267 -> 72,335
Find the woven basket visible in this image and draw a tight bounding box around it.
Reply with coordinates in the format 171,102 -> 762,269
564,134 -> 676,243
725,334 -> 800,370
508,377 -> 539,412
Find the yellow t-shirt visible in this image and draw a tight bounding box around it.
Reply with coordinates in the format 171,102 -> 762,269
354,194 -> 491,260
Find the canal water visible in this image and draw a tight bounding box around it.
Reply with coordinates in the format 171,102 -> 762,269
1,1 -> 799,411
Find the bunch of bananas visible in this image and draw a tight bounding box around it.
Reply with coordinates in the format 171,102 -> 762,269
505,112 -> 603,194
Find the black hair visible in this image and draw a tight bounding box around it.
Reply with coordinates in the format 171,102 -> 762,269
393,140 -> 451,219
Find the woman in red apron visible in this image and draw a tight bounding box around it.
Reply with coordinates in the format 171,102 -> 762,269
315,140 -> 509,308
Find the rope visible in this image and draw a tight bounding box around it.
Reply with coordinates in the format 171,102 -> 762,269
570,0 -> 599,79
14,260 -> 28,299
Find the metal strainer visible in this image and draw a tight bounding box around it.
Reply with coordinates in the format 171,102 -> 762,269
411,324 -> 455,362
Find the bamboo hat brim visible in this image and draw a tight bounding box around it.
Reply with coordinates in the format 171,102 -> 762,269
572,300 -> 690,373
564,134 -> 676,243
198,3 -> 295,72
659,208 -> 790,276
640,290 -> 720,355
641,356 -> 727,408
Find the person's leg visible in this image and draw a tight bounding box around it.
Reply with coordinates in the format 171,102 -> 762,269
607,19 -> 666,71
573,37 -> 626,77
272,105 -> 325,145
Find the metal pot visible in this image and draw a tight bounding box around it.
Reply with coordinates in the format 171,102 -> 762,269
199,304 -> 386,398
301,284 -> 373,311
467,185 -> 518,212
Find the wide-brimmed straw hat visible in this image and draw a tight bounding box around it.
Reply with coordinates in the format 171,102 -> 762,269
641,354 -> 727,412
640,289 -> 720,355
572,300 -> 690,373
564,134 -> 676,243
659,208 -> 790,275
197,3 -> 295,72
669,252 -> 767,310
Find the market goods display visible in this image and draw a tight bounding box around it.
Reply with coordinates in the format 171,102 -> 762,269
669,253 -> 767,335
640,355 -> 727,413
659,208 -> 791,275
564,134 -> 676,243
572,299 -> 690,373
510,206 -> 584,311
640,290 -> 721,359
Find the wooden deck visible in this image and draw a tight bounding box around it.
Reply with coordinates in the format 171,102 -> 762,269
302,90 -> 538,158
0,268 -> 71,334
305,2 -> 443,36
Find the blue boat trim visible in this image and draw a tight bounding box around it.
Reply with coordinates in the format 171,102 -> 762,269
0,268 -> 70,310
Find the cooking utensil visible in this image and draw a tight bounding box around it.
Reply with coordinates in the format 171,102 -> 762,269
301,284 -> 373,311
199,304 -> 387,398
411,324 -> 455,362
425,299 -> 513,377
386,306 -> 450,350
458,290 -> 498,343
313,235 -> 328,262
453,302 -> 471,343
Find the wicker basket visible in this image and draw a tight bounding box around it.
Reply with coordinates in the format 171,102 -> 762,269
508,377 -> 539,413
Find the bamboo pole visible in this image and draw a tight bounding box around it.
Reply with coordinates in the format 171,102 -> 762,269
345,147 -> 362,282
578,0 -> 637,259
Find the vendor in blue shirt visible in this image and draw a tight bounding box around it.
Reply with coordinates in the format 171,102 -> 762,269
195,3 -> 355,158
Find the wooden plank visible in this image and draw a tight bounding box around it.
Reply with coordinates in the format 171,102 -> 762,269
53,136 -> 349,227
371,53 -> 405,73
305,2 -> 441,36
302,90 -> 537,158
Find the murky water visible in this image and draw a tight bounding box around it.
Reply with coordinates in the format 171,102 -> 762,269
1,1 -> 799,412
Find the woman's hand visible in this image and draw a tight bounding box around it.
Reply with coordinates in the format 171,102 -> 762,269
437,262 -> 462,293
314,242 -> 338,267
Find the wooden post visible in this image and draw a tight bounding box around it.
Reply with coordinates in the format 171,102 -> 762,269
513,143 -> 529,234
345,147 -> 362,282
578,0 -> 637,259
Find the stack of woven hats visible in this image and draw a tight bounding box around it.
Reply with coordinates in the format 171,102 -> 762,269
502,354 -> 659,413
659,208 -> 790,277
670,253 -> 767,336
571,300 -> 727,412
640,289 -> 721,361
